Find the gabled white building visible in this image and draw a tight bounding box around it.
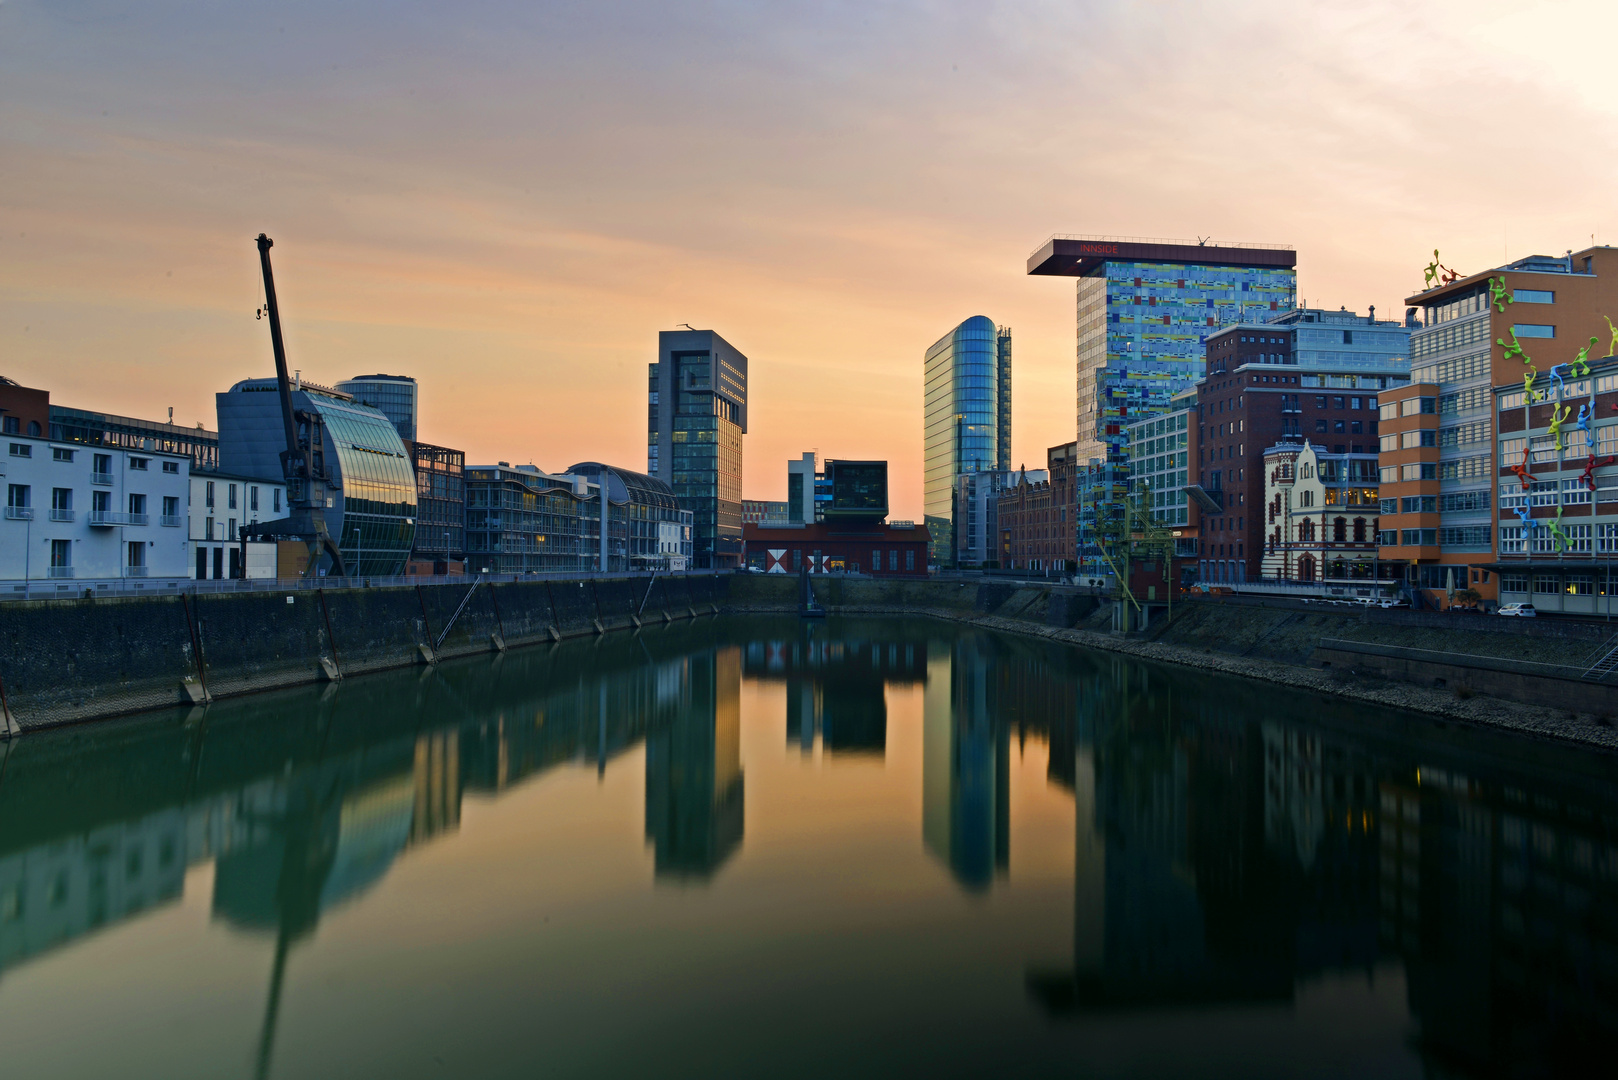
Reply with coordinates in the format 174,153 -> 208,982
1,432 -> 191,591
1260,440 -> 1382,583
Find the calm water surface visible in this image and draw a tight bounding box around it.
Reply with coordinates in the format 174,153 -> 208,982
1,616 -> 1615,1079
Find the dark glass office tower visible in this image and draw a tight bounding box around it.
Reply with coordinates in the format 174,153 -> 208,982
647,329 -> 748,568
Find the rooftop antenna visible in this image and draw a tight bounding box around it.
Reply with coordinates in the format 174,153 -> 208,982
1196,236 -> 1209,247
677,323 -> 694,331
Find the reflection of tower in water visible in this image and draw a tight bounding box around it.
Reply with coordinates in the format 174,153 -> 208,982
922,639 -> 1009,893
644,646 -> 744,879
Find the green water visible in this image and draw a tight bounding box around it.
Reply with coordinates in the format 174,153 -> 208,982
0,616 -> 1613,1078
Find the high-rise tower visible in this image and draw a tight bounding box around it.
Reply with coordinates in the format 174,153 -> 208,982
923,316 -> 1012,561
1027,236 -> 1297,463
648,328 -> 748,568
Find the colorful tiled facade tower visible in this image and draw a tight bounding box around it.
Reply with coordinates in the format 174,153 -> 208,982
1028,236 -> 1297,464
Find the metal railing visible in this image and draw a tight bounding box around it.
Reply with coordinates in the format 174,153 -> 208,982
49,508 -> 74,522
126,513 -> 149,526
47,566 -> 74,579
91,472 -> 114,486
88,511 -> 129,526
160,515 -> 184,527
1032,233 -> 1293,256
125,566 -> 148,577
5,506 -> 33,520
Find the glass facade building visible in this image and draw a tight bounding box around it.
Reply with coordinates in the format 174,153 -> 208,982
463,464 -> 586,574
647,329 -> 748,568
567,462 -> 694,571
50,406 -> 219,470
923,316 -> 1012,562
217,379 -> 417,576
336,374 -> 418,443
408,442 -> 465,569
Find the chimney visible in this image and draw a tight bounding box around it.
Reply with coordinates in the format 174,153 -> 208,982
1367,304 -> 1375,324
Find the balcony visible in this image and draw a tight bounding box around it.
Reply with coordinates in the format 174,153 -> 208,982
47,566 -> 74,579
161,515 -> 184,528
124,566 -> 148,578
5,506 -> 33,520
92,471 -> 114,486
88,511 -> 129,526
126,513 -> 150,526
50,508 -> 74,522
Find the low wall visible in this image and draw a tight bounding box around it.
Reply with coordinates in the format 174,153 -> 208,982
1312,639 -> 1617,717
0,574 -> 729,731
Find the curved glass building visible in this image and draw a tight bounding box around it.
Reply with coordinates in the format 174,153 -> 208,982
568,462 -> 694,571
217,379 -> 417,576
923,316 -> 1011,562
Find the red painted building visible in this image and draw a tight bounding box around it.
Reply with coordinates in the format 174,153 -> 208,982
743,521 -> 931,577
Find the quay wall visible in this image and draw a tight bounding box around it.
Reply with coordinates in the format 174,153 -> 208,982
725,574 -> 1618,721
0,574 -> 728,731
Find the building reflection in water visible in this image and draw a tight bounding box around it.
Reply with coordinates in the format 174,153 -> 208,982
1018,650 -> 1618,1077
742,623 -> 926,757
644,646 -> 745,880
923,638 -> 1009,893
2,622 -> 1617,1077
0,626 -> 731,1077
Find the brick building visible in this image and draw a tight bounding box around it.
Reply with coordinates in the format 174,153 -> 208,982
996,443 -> 1075,572
743,521 -> 930,577
1191,308 -> 1409,583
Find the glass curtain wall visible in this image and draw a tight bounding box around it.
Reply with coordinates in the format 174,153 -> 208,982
924,316 -> 1004,563
319,404 -> 418,576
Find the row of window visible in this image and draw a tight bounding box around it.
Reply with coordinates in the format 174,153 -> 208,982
5,484 -> 181,520
1501,571 -> 1616,595
7,444 -> 182,475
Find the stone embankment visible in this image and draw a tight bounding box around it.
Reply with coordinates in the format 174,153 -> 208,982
727,574 -> 1618,750
0,574 -> 727,732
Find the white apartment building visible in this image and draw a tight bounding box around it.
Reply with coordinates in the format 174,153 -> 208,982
189,470 -> 286,579
1,433 -> 191,590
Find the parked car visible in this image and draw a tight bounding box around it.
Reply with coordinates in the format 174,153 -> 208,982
1496,603 -> 1537,617
1374,598 -> 1408,609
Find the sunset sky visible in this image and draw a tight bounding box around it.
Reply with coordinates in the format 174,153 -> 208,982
5,1 -> 1617,519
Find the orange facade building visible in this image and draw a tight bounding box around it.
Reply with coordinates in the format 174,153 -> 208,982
1383,246 -> 1618,609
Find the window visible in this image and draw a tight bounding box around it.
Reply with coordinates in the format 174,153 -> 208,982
1401,496 -> 1437,513
1512,324 -> 1556,338
1514,289 -> 1554,304
162,461 -> 179,474
1334,420 -> 1345,433
250,486 -> 259,512
1400,528 -> 1437,545
9,443 -> 31,458
1438,526 -> 1491,548
162,495 -> 179,519
0,417 -> 14,435
1401,397 -> 1436,416
94,453 -> 111,476
50,539 -> 70,568
1350,397 -> 1362,410
1401,463 -> 1437,481
205,516 -> 214,541
1562,478 -> 1592,505
1342,330 -> 1353,344
1380,498 -> 1398,515
1500,572 -> 1528,592
127,541 -> 145,569
7,484 -> 30,508
889,550 -> 898,571
129,457 -> 148,470
274,489 -> 282,513
1315,419 -> 1327,433
1377,530 -> 1398,545
1599,523 -> 1618,554
228,484 -> 237,510
1440,490 -> 1489,513
1400,429 -> 1436,449
1379,466 -> 1398,483
205,481 -> 215,508
1533,574 -> 1560,594
1379,402 -> 1398,421
1332,396 -> 1346,409
905,549 -> 915,571
129,493 -> 146,517
1378,434 -> 1398,453
1350,421 -> 1363,434
872,549 -> 881,571
53,447 -> 74,462
1315,396 -> 1327,409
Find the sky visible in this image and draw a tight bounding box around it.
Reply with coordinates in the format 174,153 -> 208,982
4,0 -> 1618,520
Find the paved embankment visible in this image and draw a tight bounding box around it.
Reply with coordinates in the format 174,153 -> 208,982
0,574 -> 726,731
726,574 -> 1618,749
